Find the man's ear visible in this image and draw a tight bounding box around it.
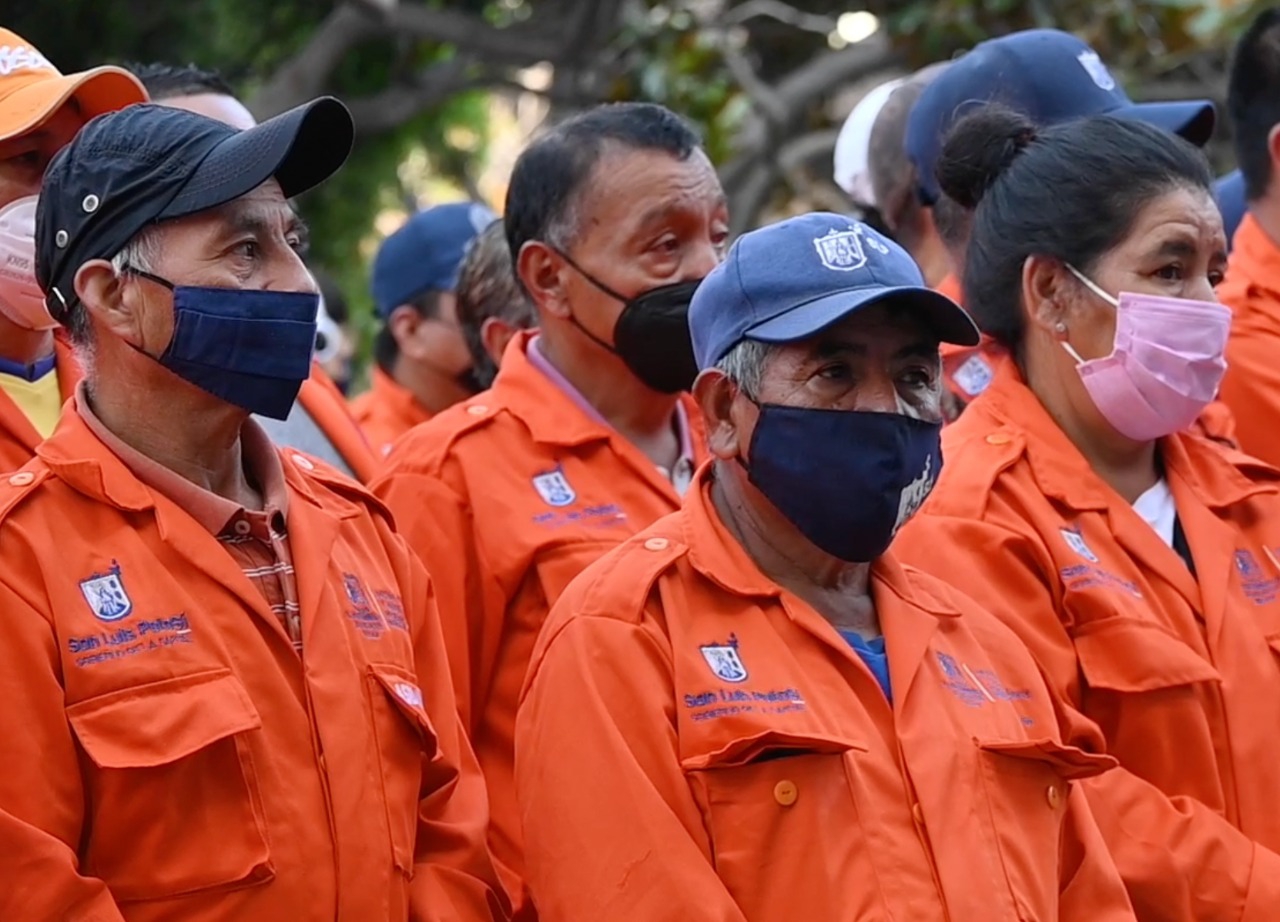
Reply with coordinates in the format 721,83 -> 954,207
1268,124 -> 1280,190
388,305 -> 428,360
694,368 -> 747,460
516,241 -> 571,319
480,316 -> 522,368
74,260 -> 139,345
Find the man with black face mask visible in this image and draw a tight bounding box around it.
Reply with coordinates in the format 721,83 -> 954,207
354,201 -> 496,457
371,101 -> 728,920
514,213 -> 1137,922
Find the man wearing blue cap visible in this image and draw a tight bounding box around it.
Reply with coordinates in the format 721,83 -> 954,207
904,28 -> 1217,413
1218,9 -> 1280,468
0,100 -> 505,920
514,213 -> 1136,922
354,201 -> 496,456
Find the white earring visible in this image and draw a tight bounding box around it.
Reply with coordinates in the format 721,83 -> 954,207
1054,321 -> 1067,334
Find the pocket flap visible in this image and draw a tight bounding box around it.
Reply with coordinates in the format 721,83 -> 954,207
1073,617 -> 1221,692
977,737 -> 1117,779
683,729 -> 866,772
369,662 -> 432,734
68,670 -> 261,769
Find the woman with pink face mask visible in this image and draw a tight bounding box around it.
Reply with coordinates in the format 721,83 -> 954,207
894,105 -> 1280,922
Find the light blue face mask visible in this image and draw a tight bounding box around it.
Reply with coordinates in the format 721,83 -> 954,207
124,267 -> 319,420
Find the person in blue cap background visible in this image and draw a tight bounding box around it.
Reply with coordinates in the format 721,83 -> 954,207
514,211 -> 1136,922
352,200 -> 496,456
904,28 -> 1218,418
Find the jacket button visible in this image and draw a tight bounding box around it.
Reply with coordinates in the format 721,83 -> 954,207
644,537 -> 670,551
291,453 -> 315,471
912,802 -> 924,825
467,404 -> 488,416
1046,783 -> 1063,809
774,780 -> 798,806
8,472 -> 33,486
986,433 -> 1011,445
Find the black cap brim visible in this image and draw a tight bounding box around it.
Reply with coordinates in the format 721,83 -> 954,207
158,96 -> 353,221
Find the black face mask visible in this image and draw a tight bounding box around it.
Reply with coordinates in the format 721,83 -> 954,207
554,248 -> 701,394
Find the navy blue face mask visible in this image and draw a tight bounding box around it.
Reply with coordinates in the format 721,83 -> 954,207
124,268 -> 319,420
741,402 -> 943,563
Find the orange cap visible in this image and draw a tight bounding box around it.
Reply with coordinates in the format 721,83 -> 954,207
0,30 -> 147,141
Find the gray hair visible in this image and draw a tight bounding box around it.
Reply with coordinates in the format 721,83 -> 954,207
456,220 -> 536,389
714,338 -> 776,399
65,226 -> 163,351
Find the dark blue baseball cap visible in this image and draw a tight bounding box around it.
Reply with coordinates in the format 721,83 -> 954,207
371,202 -> 497,318
35,98 -> 353,320
690,212 -> 978,369
905,29 -> 1216,205
1215,169 -> 1246,250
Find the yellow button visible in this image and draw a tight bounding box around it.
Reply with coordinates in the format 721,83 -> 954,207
986,433 -> 1011,445
1046,783 -> 1063,810
912,802 -> 924,825
774,780 -> 798,806
644,537 -> 670,551
7,472 -> 33,486
467,404 -> 488,416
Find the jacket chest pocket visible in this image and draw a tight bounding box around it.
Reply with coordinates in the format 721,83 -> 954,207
975,738 -> 1114,922
1071,617 -> 1221,754
67,670 -> 272,903
684,731 -> 867,919
367,662 -> 437,874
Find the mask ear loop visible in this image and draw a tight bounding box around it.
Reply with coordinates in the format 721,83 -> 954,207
546,244 -> 627,356
1060,265 -> 1118,365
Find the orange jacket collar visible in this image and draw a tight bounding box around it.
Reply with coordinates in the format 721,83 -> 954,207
33,397 -> 360,519
493,330 -> 705,452
681,463 -> 961,618
970,359 -> 1272,512
1229,213 -> 1280,295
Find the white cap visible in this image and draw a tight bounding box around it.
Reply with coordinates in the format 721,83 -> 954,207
833,77 -> 906,206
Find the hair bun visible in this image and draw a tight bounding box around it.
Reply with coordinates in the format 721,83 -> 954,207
935,105 -> 1038,209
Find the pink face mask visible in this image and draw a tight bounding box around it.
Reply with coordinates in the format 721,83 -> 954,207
0,195 -> 57,331
1062,265 -> 1230,442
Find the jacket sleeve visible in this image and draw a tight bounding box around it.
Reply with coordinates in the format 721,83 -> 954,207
0,580 -> 126,922
1057,782 -> 1138,921
372,465 -> 505,737
399,542 -> 510,922
516,613 -> 749,922
1220,299 -> 1280,467
895,515 -> 1280,922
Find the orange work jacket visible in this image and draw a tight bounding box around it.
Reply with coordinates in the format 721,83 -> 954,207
0,336 -> 77,471
1218,213 -> 1280,464
515,465 -> 1135,922
936,272 -> 1007,406
298,362 -> 381,483
370,331 -> 708,919
895,359 -> 1280,921
0,410 -> 506,922
350,367 -> 433,459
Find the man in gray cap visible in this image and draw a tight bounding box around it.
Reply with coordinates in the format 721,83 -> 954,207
0,100 -> 505,920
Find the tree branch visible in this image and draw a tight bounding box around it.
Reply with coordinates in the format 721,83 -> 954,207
343,57 -> 486,135
248,0 -> 629,120
719,0 -> 837,34
248,3 -> 383,119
